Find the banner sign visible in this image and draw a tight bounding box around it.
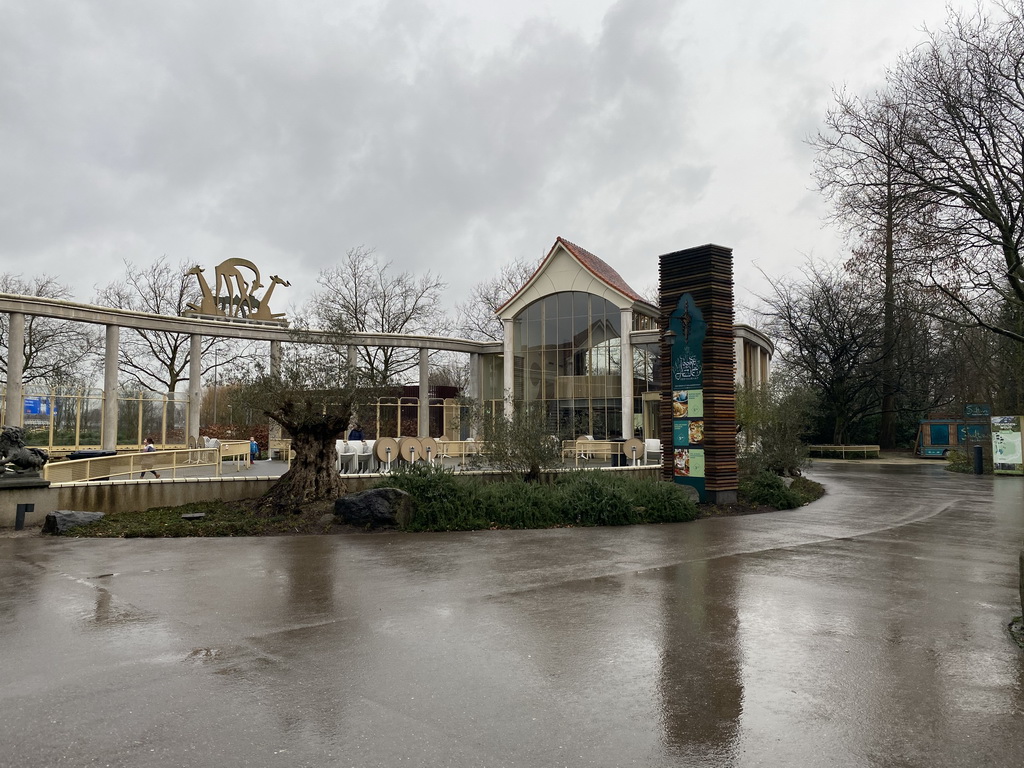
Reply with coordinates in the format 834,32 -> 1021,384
991,415 -> 1023,475
670,294 -> 706,498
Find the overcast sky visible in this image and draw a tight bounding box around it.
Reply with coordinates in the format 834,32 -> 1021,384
0,0 -> 967,324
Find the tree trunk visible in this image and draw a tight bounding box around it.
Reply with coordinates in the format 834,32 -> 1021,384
879,171 -> 898,449
264,429 -> 345,508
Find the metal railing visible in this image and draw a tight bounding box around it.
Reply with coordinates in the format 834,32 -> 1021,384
42,440 -> 252,483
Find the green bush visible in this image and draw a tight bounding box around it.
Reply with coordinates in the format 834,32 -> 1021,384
789,476 -> 825,506
477,481 -> 565,529
375,463 -> 485,531
556,472 -> 640,526
739,471 -> 803,510
737,381 -> 815,476
375,469 -> 699,531
945,448 -> 992,474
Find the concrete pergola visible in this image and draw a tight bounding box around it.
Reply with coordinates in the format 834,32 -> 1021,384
0,293 -> 501,449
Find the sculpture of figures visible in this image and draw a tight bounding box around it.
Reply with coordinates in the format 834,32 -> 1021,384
184,260 -> 289,322
0,425 -> 49,474
215,258 -> 263,318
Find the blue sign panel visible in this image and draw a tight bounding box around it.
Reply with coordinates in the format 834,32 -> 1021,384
669,294 -> 706,500
23,397 -> 52,416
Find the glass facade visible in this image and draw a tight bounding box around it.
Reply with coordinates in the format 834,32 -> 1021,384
632,342 -> 661,439
512,291 -> 623,439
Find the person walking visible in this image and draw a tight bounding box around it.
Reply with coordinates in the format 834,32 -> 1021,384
139,437 -> 160,479
249,436 -> 259,466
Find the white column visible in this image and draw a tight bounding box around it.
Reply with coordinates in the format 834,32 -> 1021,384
751,343 -> 762,386
101,324 -> 120,451
347,344 -> 357,379
468,352 -> 481,440
269,340 -> 282,440
619,309 -> 633,439
734,337 -> 745,388
502,318 -> 514,418
761,349 -> 770,383
188,334 -> 202,442
4,312 -> 25,428
418,348 -> 430,437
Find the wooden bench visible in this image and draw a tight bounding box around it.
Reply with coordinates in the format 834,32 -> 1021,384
808,444 -> 881,459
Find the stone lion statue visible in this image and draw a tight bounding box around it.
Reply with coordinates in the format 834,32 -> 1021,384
0,426 -> 49,473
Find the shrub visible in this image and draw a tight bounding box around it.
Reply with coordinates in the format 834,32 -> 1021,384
737,380 -> 815,476
555,472 -> 640,526
477,480 -> 564,529
477,401 -> 563,480
374,469 -> 699,531
375,463 -> 484,531
788,476 -> 825,506
739,471 -> 803,510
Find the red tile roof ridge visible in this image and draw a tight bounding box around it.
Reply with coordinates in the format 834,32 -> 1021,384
555,236 -> 645,303
496,236 -> 650,314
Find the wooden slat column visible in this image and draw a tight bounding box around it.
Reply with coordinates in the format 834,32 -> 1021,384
659,244 -> 737,503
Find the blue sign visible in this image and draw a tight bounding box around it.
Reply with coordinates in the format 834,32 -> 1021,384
669,294 -> 706,500
23,397 -> 52,416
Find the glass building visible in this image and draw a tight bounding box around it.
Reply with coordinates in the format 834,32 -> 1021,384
479,237 -> 773,440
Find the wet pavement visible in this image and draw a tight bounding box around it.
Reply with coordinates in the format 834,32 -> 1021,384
1,462 -> 1022,767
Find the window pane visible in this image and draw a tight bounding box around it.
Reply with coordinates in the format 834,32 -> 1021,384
573,291 -> 589,319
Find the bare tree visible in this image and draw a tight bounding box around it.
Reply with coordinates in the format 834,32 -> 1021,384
884,1 -> 1024,342
811,92 -> 923,447
94,257 -> 254,400
1,274 -> 99,388
760,262 -> 886,444
454,258 -> 538,341
311,247 -> 449,385
429,355 -> 470,390
762,259 -> 965,445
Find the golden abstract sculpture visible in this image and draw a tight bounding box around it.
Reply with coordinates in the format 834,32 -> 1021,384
185,260 -> 290,322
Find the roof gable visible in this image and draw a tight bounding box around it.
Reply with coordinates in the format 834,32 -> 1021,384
497,237 -> 650,317
555,237 -> 645,303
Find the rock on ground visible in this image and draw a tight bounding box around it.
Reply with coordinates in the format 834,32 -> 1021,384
334,488 -> 414,529
43,511 -> 105,535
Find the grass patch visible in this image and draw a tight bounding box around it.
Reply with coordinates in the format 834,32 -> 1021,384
63,499 -> 333,538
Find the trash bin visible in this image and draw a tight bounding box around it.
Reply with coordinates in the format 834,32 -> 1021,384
610,439 -> 626,467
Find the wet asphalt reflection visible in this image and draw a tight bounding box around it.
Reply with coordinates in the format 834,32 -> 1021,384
1,462 -> 1022,767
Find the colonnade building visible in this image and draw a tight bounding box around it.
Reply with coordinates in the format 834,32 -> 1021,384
0,237 -> 773,447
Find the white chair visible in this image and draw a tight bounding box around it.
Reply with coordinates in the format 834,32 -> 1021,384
336,440 -> 356,474
356,440 -> 375,473
645,439 -> 661,464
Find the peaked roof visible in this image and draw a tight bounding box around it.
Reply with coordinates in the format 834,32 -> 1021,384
555,237 -> 646,303
497,236 -> 648,314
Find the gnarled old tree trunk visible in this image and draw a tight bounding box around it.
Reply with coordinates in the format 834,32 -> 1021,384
263,426 -> 346,510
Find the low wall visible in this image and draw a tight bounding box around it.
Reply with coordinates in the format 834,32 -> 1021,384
3,464 -> 662,525
0,482 -> 59,528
